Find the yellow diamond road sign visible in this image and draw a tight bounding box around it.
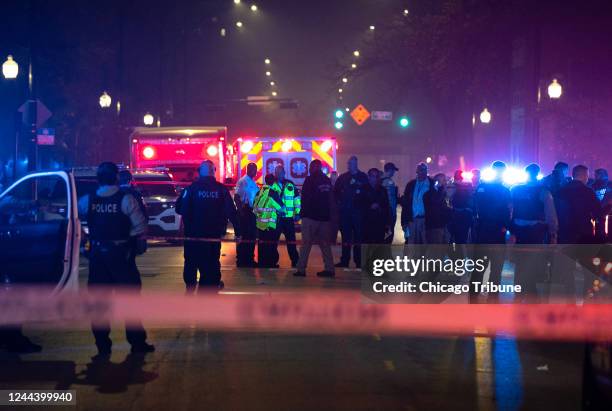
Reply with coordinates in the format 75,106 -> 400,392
350,104 -> 370,126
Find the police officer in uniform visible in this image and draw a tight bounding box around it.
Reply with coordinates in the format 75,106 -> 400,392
274,165 -> 300,267
511,164 -> 558,301
78,162 -> 154,358
176,160 -> 240,292
472,161 -> 512,303
119,170 -> 148,277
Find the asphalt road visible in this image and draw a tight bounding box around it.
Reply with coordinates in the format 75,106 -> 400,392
0,243 -> 587,411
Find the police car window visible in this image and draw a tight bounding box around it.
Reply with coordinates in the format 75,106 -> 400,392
0,175 -> 68,224
136,183 -> 178,198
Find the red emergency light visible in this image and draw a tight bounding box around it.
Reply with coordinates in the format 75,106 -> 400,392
142,146 -> 155,159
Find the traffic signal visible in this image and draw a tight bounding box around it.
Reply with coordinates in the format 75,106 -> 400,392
333,108 -> 344,130
399,116 -> 410,128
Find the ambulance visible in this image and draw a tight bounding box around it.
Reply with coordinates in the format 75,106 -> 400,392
233,136 -> 337,185
129,127 -> 233,183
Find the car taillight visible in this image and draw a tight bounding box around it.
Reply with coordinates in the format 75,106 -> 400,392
207,145 -> 218,157
240,141 -> 254,153
142,146 -> 155,159
320,140 -> 333,152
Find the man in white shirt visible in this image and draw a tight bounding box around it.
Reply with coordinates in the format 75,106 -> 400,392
235,163 -> 259,266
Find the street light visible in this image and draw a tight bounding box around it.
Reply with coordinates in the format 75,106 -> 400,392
233,0 -> 240,4
479,108 -> 491,124
265,71 -> 271,76
403,9 -> 409,16
250,4 -> 258,12
99,91 -> 112,108
236,21 -> 243,28
342,77 -> 348,83
351,63 -> 357,69
2,55 -> 19,79
338,88 -> 343,93
547,78 -> 562,99
264,58 -> 271,65
369,25 -> 375,30
271,91 -> 277,97
270,81 -> 275,86
143,113 -> 154,126
353,50 -> 360,57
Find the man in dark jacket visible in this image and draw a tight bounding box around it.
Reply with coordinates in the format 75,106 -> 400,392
294,160 -> 335,277
557,165 -> 601,244
471,161 -> 511,303
423,173 -> 451,244
447,170 -> 474,245
334,156 -> 368,267
590,168 -> 611,241
176,160 -> 241,293
359,168 -> 392,244
119,170 -> 148,278
401,162 -> 434,244
381,163 -> 399,243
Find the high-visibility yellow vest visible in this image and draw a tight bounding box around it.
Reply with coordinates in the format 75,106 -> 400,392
277,180 -> 301,218
253,185 -> 282,230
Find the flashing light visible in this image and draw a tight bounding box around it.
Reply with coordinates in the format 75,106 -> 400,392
399,117 -> 410,128
548,78 -> 562,99
240,140 -> 254,153
335,109 -> 344,119
502,167 -> 527,186
461,171 -> 473,181
142,146 -> 155,159
481,167 -> 496,182
537,173 -> 544,180
320,140 -> 333,152
281,140 -> 292,152
207,145 -> 218,157
334,121 -> 344,130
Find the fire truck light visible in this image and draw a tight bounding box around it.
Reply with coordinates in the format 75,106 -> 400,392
320,140 -> 333,152
240,141 -> 254,153
132,138 -> 138,144
207,145 -> 218,157
281,140 -> 293,152
142,146 -> 155,159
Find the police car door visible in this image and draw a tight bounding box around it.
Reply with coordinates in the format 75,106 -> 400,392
0,170 -> 80,293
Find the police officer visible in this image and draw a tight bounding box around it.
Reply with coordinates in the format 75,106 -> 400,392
334,156 -> 368,268
235,163 -> 259,267
118,170 -> 148,278
381,163 -> 399,243
472,161 -> 512,303
78,162 -> 154,358
176,160 -> 241,293
274,165 -> 300,267
511,163 -> 558,301
253,174 -> 283,268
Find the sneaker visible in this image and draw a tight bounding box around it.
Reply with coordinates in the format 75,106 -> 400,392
292,271 -> 306,277
131,342 -> 155,354
334,262 -> 349,268
316,270 -> 335,278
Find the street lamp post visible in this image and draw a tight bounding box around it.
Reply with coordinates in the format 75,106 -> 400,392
547,78 -> 562,99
